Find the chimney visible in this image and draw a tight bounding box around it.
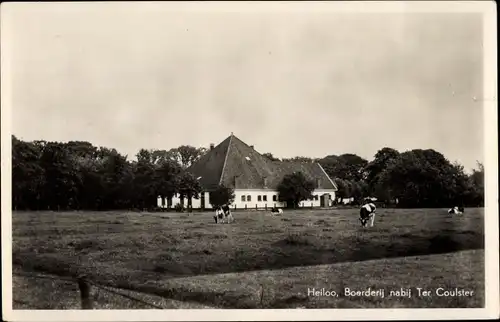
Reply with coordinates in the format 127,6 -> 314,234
210,143 -> 214,150
316,178 -> 321,188
263,176 -> 268,188
250,145 -> 254,149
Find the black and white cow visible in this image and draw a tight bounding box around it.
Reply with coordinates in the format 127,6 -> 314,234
359,201 -> 377,227
448,206 -> 465,215
270,207 -> 283,215
214,205 -> 234,224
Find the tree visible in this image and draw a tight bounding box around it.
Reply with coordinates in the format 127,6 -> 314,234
154,159 -> 182,208
38,142 -> 82,210
277,172 -> 315,208
351,180 -> 369,204
365,147 -> 400,193
281,156 -> 317,163
177,172 -> 202,208
376,149 -> 471,208
73,147 -> 105,210
12,136 -> 45,210
334,178 -> 351,200
319,154 -> 368,182
133,149 -> 157,209
167,145 -> 207,169
262,153 -> 280,162
100,149 -> 132,209
209,184 -> 235,208
464,161 -> 484,207
150,149 -> 173,165
333,177 -> 368,204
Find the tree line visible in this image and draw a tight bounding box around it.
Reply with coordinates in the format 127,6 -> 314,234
12,136 -> 205,211
12,135 -> 483,210
265,148 -> 484,208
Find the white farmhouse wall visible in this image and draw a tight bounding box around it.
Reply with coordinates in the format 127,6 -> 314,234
232,189 -> 286,209
158,190 -> 335,209
298,189 -> 337,208
339,197 -> 355,205
201,191 -> 212,209
232,189 -> 336,209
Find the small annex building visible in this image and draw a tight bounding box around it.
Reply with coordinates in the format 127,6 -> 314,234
158,133 -> 338,210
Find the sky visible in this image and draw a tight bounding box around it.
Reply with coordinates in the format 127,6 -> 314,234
3,2 -> 485,172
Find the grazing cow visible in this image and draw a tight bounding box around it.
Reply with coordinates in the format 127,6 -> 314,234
214,207 -> 223,223
359,201 -> 376,227
214,205 -> 234,224
270,207 -> 283,215
448,206 -> 465,215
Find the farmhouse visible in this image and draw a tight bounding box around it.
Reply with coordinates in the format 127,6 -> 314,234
159,133 -> 337,209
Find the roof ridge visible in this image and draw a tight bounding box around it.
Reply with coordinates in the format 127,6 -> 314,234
218,134 -> 233,185
316,162 -> 338,191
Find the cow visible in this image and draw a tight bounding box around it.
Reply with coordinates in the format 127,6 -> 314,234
270,207 -> 283,215
214,205 -> 234,224
359,201 -> 377,227
448,206 -> 465,215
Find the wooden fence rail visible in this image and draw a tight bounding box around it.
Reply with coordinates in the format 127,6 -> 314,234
14,272 -> 164,309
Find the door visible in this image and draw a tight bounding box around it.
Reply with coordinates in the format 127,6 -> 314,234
200,192 -> 205,210
321,194 -> 331,207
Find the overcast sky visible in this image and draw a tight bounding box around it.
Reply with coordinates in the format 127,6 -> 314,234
4,2 -> 485,171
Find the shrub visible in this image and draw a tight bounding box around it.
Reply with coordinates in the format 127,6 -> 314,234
209,184 -> 235,208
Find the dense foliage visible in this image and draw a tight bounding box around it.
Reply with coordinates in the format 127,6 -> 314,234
12,136 -> 204,210
12,136 -> 484,210
270,148 -> 483,208
277,172 -> 316,208
318,148 -> 484,208
209,185 -> 236,208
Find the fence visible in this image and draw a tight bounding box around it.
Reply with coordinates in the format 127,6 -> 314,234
157,202 -> 324,213
14,272 -> 165,309
14,272 -> 271,309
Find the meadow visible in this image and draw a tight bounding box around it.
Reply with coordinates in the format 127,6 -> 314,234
12,208 -> 484,309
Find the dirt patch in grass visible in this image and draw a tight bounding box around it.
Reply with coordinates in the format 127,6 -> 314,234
282,233 -> 315,246
315,219 -> 330,226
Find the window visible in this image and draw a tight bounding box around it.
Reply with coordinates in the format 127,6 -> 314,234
247,195 -> 252,202
263,195 -> 267,202
258,195 -> 262,202
273,195 -> 277,201
241,195 -> 246,202
314,195 -> 319,201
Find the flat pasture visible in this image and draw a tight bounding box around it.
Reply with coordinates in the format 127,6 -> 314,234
12,208 -> 484,308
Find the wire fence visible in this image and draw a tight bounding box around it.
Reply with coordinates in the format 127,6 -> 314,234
14,272 -> 165,309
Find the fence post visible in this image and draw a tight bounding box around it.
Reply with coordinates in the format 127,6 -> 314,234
245,204 -> 247,210
255,204 -> 258,210
265,204 -> 267,210
260,283 -> 265,308
311,202 -> 313,209
77,276 -> 93,309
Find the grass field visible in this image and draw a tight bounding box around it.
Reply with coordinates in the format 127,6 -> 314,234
12,208 -> 484,309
